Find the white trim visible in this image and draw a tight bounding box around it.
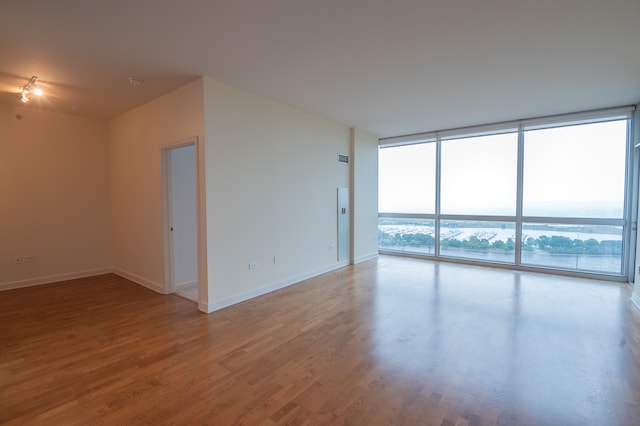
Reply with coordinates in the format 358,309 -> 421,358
0,267 -> 113,291
113,268 -> 164,294
335,259 -> 350,268
354,252 -> 379,264
632,287 -> 640,311
162,144 -> 174,294
162,137 -> 201,295
201,261 -> 351,313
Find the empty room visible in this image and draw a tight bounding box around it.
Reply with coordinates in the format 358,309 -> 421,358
1,1 -> 640,425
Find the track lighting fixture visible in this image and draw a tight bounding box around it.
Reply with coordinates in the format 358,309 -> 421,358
19,76 -> 42,103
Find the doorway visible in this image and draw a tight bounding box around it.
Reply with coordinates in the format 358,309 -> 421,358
163,143 -> 198,303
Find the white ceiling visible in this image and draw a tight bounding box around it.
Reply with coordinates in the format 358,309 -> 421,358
1,0 -> 639,138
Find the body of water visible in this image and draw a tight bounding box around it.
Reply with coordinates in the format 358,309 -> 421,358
379,244 -> 621,274
378,222 -> 623,274
379,225 -> 622,242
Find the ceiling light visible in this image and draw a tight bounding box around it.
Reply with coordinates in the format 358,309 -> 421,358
19,76 -> 41,103
128,77 -> 142,86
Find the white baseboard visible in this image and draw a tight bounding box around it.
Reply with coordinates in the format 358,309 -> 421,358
353,252 -> 379,264
336,259 -> 351,268
632,288 -> 640,311
112,268 -> 164,294
202,261 -> 350,313
0,267 -> 113,291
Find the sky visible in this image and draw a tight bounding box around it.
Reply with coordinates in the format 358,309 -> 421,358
379,119 -> 628,219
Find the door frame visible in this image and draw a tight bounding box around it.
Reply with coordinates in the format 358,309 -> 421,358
161,138 -> 202,298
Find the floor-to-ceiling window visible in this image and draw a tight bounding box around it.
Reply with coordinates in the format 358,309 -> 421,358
439,131 -> 518,262
378,107 -> 635,279
520,120 -> 627,274
378,142 -> 436,254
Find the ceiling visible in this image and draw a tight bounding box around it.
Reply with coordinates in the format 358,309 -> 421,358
1,0 -> 639,138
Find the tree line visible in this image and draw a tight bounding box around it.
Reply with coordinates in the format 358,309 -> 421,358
378,231 -> 622,256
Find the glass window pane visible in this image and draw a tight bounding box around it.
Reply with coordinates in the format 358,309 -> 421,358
439,220 -> 515,263
378,217 -> 435,255
523,120 -> 627,218
378,144 -> 435,214
441,133 -> 518,215
521,223 -> 623,274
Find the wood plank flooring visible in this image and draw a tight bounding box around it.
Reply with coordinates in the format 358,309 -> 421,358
1,256 -> 640,425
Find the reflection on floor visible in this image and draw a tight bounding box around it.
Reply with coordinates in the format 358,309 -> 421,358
2,257 -> 639,424
174,283 -> 197,303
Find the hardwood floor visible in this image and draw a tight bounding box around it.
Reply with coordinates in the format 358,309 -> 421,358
1,256 -> 639,425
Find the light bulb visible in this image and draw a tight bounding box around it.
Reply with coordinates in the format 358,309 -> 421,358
33,87 -> 43,96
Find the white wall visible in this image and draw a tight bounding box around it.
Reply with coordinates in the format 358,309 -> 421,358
352,128 -> 379,263
202,78 -> 352,311
169,144 -> 197,287
0,76 -> 380,314
108,79 -> 205,294
0,105 -> 112,289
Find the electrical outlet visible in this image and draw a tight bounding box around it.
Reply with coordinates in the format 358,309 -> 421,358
273,256 -> 279,265
249,262 -> 257,270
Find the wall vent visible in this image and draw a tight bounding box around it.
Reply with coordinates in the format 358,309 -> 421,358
338,153 -> 349,164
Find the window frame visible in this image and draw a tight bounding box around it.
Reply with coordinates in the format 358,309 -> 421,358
378,106 -> 636,281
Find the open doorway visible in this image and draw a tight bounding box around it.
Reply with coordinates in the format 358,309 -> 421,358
163,142 -> 198,303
